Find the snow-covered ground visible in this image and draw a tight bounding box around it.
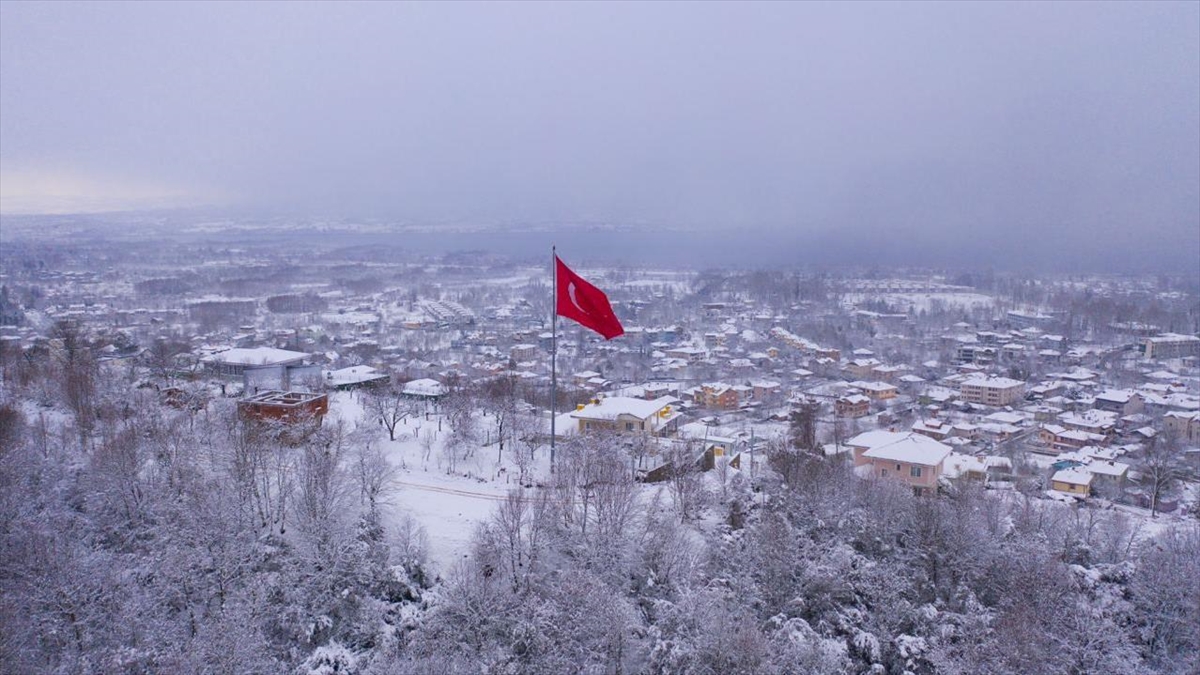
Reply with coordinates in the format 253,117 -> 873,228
329,391 -> 559,573
330,389 -> 1196,576
844,292 -> 996,313
1016,448 -> 1195,541
389,471 -> 510,573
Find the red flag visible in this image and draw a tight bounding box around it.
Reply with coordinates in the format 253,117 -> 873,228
556,256 -> 624,340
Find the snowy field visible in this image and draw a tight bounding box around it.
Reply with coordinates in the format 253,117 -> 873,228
327,392 -> 520,572
844,291 -> 997,313
325,390 -> 775,574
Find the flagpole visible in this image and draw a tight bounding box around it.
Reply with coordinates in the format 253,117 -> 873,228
550,244 -> 557,471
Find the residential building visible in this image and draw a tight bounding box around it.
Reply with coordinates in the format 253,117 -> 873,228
871,364 -> 906,382
1140,333 -> 1200,359
700,383 -> 740,410
572,370 -> 601,387
1085,460 -> 1130,498
571,395 -> 681,436
848,431 -> 952,496
1039,424 -> 1106,452
960,375 -> 1025,407
911,418 -> 952,441
510,343 -> 538,360
942,453 -> 988,482
849,380 -> 898,401
836,394 -> 871,418
844,358 -> 883,379
977,422 -> 1021,441
1058,410 -> 1118,440
1163,411 -> 1200,443
664,346 -> 707,363
956,343 -> 997,365
751,380 -> 782,401
814,347 -> 841,361
1093,390 -> 1145,416
1050,468 -> 1092,497
642,382 -> 672,400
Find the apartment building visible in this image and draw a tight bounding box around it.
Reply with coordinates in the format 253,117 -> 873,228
1141,333 -> 1200,360
959,375 -> 1025,407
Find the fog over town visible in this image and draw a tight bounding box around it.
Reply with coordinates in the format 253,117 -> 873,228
1,3 -> 1198,675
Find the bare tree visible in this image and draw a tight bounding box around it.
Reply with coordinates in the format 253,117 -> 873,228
1141,429 -> 1183,518
554,433 -> 639,542
509,410 -> 543,485
441,390 -> 480,474
419,427 -> 436,471
364,385 -> 416,442
230,417 -> 295,534
474,489 -> 550,594
790,398 -> 820,451
295,422 -> 353,550
351,430 -> 399,513
143,336 -> 191,385
50,319 -> 98,450
665,439 -> 705,522
478,374 -> 521,465
1131,526 -> 1200,673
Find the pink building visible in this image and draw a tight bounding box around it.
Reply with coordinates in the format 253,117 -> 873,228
848,431 -> 952,496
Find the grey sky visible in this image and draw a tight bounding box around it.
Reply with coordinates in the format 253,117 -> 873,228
1,1 -> 1197,269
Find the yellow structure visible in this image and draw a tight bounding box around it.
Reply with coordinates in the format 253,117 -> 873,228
571,395 -> 681,436
1050,468 -> 1092,497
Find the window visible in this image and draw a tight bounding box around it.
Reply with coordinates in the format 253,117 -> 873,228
896,464 -> 901,471
626,422 -> 635,431
881,469 -> 888,477
910,466 -> 922,478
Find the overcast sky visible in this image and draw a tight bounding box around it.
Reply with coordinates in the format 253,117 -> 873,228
2,1 -> 1197,269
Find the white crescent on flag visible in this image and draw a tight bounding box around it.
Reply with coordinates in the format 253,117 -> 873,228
567,281 -> 587,315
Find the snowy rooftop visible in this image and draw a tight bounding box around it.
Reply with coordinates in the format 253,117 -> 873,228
1145,333 -> 1200,343
202,347 -> 310,366
402,378 -> 447,397
849,380 -> 898,392
325,366 -> 388,387
1052,468 -> 1094,486
984,411 -> 1025,425
961,375 -> 1024,389
571,395 -> 679,421
1095,389 -> 1138,404
1083,460 -> 1129,477
1059,410 -> 1118,427
942,453 -> 986,479
850,431 -> 952,466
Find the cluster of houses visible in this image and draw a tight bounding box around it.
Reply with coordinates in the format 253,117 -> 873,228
542,317 -> 1199,503
4,252 -> 1198,508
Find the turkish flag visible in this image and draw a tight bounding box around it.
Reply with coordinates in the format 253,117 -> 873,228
556,256 -> 624,340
